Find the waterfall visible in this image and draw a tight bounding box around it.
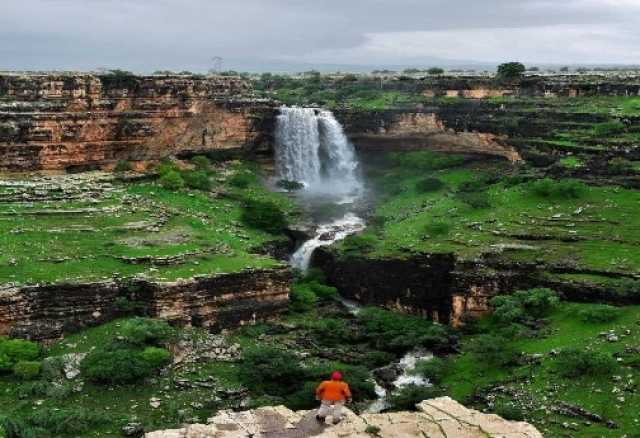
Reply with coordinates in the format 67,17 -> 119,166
275,106 -> 366,271
275,106 -> 362,196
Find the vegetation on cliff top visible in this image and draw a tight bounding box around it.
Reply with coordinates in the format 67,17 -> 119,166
0,160 -> 298,286
336,150 -> 640,287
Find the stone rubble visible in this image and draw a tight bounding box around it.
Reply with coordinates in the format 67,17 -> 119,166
145,397 -> 543,438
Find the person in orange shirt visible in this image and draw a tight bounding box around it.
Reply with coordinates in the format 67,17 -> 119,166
315,371 -> 352,424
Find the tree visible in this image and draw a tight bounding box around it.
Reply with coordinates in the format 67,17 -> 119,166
402,68 -> 422,74
496,62 -> 526,81
560,66 -> 570,72
427,67 -> 444,76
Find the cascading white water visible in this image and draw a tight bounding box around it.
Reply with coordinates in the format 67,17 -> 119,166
275,106 -> 362,196
275,106 -> 366,270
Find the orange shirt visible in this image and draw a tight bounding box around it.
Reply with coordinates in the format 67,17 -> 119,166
316,380 -> 352,402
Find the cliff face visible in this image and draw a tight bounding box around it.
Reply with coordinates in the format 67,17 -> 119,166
145,397 -> 543,438
336,109 -> 522,162
0,268 -> 291,341
0,74 -> 274,171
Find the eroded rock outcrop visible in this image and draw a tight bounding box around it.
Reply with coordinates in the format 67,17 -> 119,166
0,268 -> 291,341
0,74 -> 274,171
145,397 -> 542,438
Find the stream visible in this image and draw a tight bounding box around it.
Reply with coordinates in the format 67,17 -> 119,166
273,105 -> 434,413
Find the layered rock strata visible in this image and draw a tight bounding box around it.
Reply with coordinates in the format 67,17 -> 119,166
145,397 -> 543,438
0,268 -> 291,341
0,74 -> 274,171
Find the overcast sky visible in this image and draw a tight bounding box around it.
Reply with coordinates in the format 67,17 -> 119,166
2,0 -> 639,72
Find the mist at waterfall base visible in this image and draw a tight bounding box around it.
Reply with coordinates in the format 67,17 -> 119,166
274,106 -> 367,270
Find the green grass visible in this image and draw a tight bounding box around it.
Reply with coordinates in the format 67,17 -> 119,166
558,156 -> 585,169
442,302 -> 640,436
0,162 -> 298,286
343,152 -> 640,276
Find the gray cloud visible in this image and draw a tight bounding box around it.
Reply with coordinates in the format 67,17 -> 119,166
1,0 -> 638,71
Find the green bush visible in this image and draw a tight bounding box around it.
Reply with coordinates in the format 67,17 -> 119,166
466,334 -> 519,367
490,288 -> 559,325
309,319 -> 354,347
12,361 -> 41,380
578,305 -> 621,323
190,155 -> 211,170
156,159 -> 179,176
424,220 -> 450,237
141,347 -> 171,369
159,170 -> 185,191
120,318 -> 175,346
114,160 -> 133,172
241,199 -> 288,234
416,177 -> 446,193
0,338 -> 40,372
388,385 -> 443,411
457,191 -> 491,209
608,157 -> 633,174
24,407 -> 113,435
495,403 -> 525,421
412,357 -> 448,384
182,170 -> 211,191
593,121 -> 625,136
1,417 -> 38,438
530,178 -> 586,199
81,346 -> 156,384
555,348 -> 618,377
289,284 -> 318,313
238,347 -> 306,397
365,425 -> 382,435
358,307 -> 456,353
229,172 -> 257,189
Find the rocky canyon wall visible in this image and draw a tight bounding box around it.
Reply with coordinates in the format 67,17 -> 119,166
0,74 -> 274,171
0,268 -> 291,341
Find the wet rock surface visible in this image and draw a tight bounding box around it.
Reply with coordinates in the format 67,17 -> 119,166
145,397 -> 543,437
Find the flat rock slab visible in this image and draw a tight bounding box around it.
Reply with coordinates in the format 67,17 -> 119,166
146,397 -> 542,438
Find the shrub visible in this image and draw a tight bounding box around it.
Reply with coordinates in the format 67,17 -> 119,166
241,199 -> 288,234
156,159 -> 179,176
190,155 -> 211,170
424,220 -> 450,237
1,417 -> 38,438
81,346 -> 156,384
555,348 -> 618,377
578,305 -> 621,323
457,191 -> 490,209
530,178 -> 586,199
0,338 -> 40,372
229,172 -> 257,189
141,347 -> 171,369
427,67 -> 445,75
289,284 -> 318,313
159,170 -> 185,191
182,170 -> 211,191
24,407 -> 113,435
593,121 -> 625,136
490,288 -> 559,325
238,347 -> 306,396
388,385 -> 443,411
114,160 -> 133,172
412,358 -> 447,384
13,361 -> 41,380
120,318 -> 175,346
495,403 -> 525,421
466,334 -> 519,367
416,177 -> 446,193
358,308 -> 456,353
612,279 -> 640,299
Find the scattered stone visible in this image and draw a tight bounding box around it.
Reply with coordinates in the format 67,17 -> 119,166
122,423 -> 145,437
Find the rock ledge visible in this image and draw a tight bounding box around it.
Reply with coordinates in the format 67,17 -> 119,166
146,396 -> 542,437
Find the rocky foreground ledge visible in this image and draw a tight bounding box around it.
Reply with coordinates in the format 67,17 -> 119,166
145,397 -> 542,438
